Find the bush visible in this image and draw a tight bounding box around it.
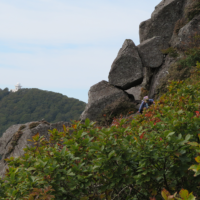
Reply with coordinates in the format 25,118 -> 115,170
176,47 -> 200,69
2,65 -> 200,199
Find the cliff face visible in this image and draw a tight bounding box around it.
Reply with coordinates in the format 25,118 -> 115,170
80,0 -> 200,123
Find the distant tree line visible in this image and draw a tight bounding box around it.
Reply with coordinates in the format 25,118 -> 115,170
0,88 -> 86,137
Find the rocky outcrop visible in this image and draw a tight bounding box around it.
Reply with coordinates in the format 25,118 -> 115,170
138,36 -> 164,68
108,39 -> 143,90
80,0 -> 198,122
80,81 -> 137,123
139,0 -> 186,47
170,14 -> 200,49
0,121 -> 70,176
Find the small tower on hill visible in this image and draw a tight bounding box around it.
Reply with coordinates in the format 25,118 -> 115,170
10,83 -> 22,92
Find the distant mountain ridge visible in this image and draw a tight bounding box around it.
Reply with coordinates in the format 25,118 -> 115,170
0,88 -> 86,137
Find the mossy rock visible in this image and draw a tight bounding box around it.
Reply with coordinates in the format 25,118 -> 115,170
19,125 -> 26,131
29,122 -> 40,129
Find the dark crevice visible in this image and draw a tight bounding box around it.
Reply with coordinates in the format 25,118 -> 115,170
115,77 -> 144,91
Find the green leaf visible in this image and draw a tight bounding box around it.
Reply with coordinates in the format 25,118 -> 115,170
61,146 -> 67,156
178,109 -> 184,115
139,126 -> 143,132
167,132 -> 175,138
185,134 -> 191,141
195,156 -> 200,163
179,189 -> 189,199
85,118 -> 90,126
161,188 -> 170,200
108,150 -> 115,159
188,193 -> 196,200
188,142 -> 199,147
26,167 -> 36,171
81,132 -> 88,137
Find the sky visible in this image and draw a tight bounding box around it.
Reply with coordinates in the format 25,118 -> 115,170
0,0 -> 161,103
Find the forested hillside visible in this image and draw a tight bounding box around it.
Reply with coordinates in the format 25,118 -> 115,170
0,88 -> 86,137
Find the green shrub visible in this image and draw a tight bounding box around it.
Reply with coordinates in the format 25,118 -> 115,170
176,47 -> 200,69
2,68 -> 200,199
161,47 -> 179,58
2,66 -> 200,199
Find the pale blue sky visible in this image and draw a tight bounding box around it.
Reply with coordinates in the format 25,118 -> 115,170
0,0 -> 161,102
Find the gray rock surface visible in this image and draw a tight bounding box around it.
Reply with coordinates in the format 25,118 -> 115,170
137,36 -> 164,68
170,14 -> 200,49
149,56 -> 177,98
139,0 -> 186,48
126,86 -> 143,101
108,39 -> 143,90
80,80 -> 137,122
0,121 -> 70,177
126,67 -> 154,100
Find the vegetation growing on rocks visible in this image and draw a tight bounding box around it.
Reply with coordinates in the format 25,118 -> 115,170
1,63 -> 200,199
161,47 -> 179,58
186,0 -> 200,21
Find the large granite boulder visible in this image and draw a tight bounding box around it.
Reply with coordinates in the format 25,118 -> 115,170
137,36 -> 164,68
0,121 -> 70,177
170,14 -> 200,49
80,80 -> 137,123
108,39 -> 143,90
139,0 -> 187,48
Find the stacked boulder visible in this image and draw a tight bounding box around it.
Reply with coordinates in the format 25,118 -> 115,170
80,0 -> 196,123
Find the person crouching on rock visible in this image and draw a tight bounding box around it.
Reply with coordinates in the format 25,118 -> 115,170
137,96 -> 154,114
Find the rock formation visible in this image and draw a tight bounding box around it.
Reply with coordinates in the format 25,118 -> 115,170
108,39 -> 143,90
139,0 -> 187,47
80,81 -> 137,123
137,36 -> 164,68
0,121 -> 70,176
170,14 -> 200,49
81,0 -> 199,122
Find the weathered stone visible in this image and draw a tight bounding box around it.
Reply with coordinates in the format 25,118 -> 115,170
137,36 -> 164,68
0,121 -> 70,176
149,56 -> 177,98
126,86 -> 143,101
139,0 -> 186,48
170,14 -> 200,49
80,80 -> 137,123
126,66 -> 154,100
108,39 -> 143,90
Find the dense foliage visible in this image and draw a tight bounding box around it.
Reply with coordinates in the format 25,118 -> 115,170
0,88 -> 86,137
1,62 -> 200,200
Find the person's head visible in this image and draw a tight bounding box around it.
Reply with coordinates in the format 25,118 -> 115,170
143,96 -> 149,103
